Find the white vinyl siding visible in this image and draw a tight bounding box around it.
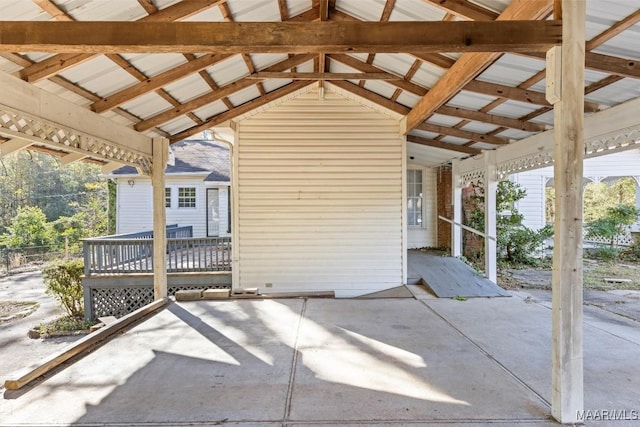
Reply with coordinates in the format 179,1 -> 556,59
407,166 -> 437,249
116,177 -> 229,238
512,174 -> 546,230
236,89 -> 403,297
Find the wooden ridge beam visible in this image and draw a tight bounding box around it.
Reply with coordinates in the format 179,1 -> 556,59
135,54 -> 314,132
246,72 -> 401,80
17,0 -> 224,82
170,81 -> 314,142
407,134 -> 481,155
422,0 -> 499,21
417,122 -> 510,145
405,0 -> 554,132
91,53 -> 231,113
435,105 -> 546,132
0,21 -> 561,54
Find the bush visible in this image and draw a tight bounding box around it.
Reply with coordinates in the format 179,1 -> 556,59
42,260 -> 84,317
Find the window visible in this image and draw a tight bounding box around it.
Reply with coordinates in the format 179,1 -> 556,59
407,169 -> 423,227
165,188 -> 171,208
178,187 -> 196,208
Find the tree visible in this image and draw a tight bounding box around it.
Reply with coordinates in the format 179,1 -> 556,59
585,204 -> 640,250
0,206 -> 55,249
466,180 -> 553,266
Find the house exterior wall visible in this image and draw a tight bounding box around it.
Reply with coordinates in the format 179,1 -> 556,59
235,90 -> 404,297
407,165 -> 437,249
511,174 -> 546,230
115,175 -> 230,237
513,149 -> 640,230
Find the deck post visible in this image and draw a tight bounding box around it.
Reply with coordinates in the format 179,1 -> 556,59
151,137 -> 169,300
451,158 -> 462,257
483,151 -> 497,283
548,0 -> 585,423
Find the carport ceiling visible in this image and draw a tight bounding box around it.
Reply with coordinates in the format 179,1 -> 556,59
1,0 -> 639,167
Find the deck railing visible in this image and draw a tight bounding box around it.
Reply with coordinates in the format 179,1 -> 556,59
83,227 -> 231,275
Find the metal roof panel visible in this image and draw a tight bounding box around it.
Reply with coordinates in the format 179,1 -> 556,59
58,55 -> 140,98
122,92 -> 174,120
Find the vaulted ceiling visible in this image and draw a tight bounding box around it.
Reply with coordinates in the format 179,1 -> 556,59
1,0 -> 639,167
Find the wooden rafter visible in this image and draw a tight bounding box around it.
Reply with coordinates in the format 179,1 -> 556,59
416,123 -> 510,145
91,54 -> 231,113
0,21 -> 562,54
585,9 -> 640,51
18,0 -> 224,82
169,81 -> 314,142
329,80 -> 410,116
435,105 -> 546,132
135,54 -> 314,132
33,0 -> 73,21
405,0 -> 554,132
422,0 -> 498,21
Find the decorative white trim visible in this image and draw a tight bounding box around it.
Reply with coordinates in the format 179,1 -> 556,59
585,124 -> 640,156
497,151 -> 554,177
460,169 -> 485,185
0,107 -> 152,174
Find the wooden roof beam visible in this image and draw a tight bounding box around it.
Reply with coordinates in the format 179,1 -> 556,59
169,81 -> 314,142
523,51 -> 640,79
407,134 -> 481,155
0,21 -> 561,54
328,80 -> 410,116
416,122 -> 510,145
435,105 -> 546,132
422,0 -> 499,21
405,0 -> 554,132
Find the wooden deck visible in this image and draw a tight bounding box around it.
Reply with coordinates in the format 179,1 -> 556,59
408,250 -> 510,298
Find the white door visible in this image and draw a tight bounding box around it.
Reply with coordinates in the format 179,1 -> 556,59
207,188 -> 220,236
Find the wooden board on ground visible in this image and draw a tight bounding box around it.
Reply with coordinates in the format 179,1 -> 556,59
408,250 -> 510,298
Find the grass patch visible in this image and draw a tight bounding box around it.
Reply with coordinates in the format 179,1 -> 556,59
0,301 -> 39,323
583,260 -> 640,290
34,315 -> 96,337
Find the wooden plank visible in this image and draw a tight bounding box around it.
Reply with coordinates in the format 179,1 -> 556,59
246,72 -> 400,80
152,138 -> 169,300
3,298 -> 168,390
407,134 -> 481,155
60,151 -> 87,166
33,0 -> 73,20
0,21 -> 561,54
550,0 -> 585,422
524,50 -> 640,79
135,54 -> 314,131
405,0 -> 554,132
585,9 -> 640,51
436,105 -> 546,132
417,122 -> 510,145
0,139 -> 33,156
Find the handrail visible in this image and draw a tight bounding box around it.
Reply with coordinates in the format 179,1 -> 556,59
87,224 -> 183,240
83,235 -> 231,275
438,215 -> 496,242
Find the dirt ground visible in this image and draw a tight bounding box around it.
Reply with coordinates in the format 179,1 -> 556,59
499,259 -> 640,323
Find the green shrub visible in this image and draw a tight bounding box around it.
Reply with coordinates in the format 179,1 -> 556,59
42,260 -> 84,317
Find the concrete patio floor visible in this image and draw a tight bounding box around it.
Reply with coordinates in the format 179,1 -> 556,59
1,292 -> 639,426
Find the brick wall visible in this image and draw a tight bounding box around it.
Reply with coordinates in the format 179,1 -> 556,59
436,165 -> 452,249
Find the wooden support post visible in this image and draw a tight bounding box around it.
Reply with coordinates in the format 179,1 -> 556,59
484,151 -> 497,283
549,0 -> 585,423
451,158 -> 462,257
151,137 -> 169,300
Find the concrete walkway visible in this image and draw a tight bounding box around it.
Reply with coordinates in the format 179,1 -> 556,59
1,293 -> 639,426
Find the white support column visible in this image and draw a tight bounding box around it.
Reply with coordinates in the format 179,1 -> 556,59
151,137 -> 169,300
548,0 -> 585,423
484,151 -> 497,283
451,158 -> 462,257
634,177 -> 640,212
